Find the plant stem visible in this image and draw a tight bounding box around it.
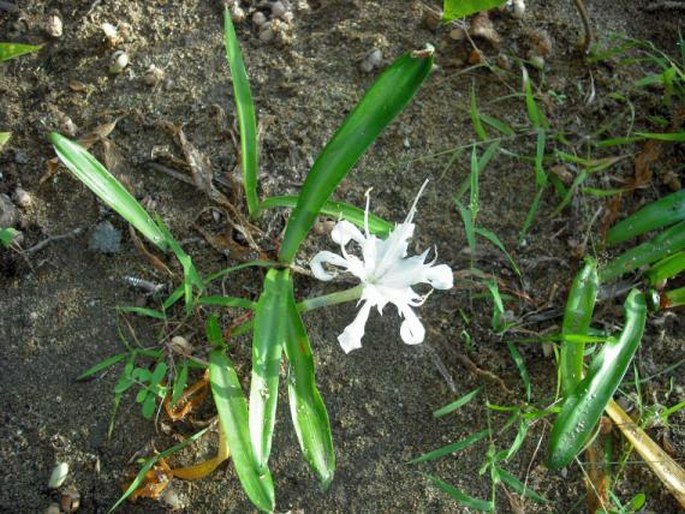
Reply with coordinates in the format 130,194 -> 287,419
298,285 -> 363,313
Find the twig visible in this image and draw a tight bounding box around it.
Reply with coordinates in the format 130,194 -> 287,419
644,1 -> 685,11
23,228 -> 83,255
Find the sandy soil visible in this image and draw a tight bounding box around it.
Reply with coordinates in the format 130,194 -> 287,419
1,1 -> 683,513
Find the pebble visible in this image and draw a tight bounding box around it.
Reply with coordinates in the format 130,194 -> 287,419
88,221 -> 122,254
360,48 -> 383,73
48,462 -> 69,489
0,193 -> 19,227
252,11 -> 267,27
46,12 -> 63,38
13,187 -> 31,208
109,50 -> 129,74
271,1 -> 288,19
44,504 -> 61,514
60,486 -> 80,513
259,27 -> 275,43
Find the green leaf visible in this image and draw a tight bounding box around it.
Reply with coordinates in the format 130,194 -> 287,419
559,259 -> 599,397
116,305 -> 167,320
77,352 -> 127,381
109,426 -> 210,512
443,0 -> 507,20
199,295 -> 257,310
50,133 -> 167,249
606,190 -> 685,246
474,227 -> 521,276
634,130 -> 685,142
260,196 -> 393,237
0,227 -> 19,248
223,8 -> 259,218
0,132 -> 10,151
433,387 -> 482,418
249,268 -> 288,467
423,474 -> 494,511
646,252 -> 685,285
523,68 -> 548,129
209,348 -> 275,512
494,466 -> 547,503
283,279 -> 335,488
278,46 -> 434,263
171,361 -> 189,405
507,343 -> 531,402
410,428 -> 490,464
470,83 -> 488,141
548,290 -> 647,469
600,220 -> 685,282
0,42 -> 42,62
479,114 -> 514,136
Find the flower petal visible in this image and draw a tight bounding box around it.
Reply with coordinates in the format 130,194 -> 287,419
331,220 -> 365,247
398,304 -> 425,345
338,300 -> 372,353
423,263 -> 454,289
310,250 -> 351,281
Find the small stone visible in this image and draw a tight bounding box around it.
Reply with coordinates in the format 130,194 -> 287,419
44,504 -> 61,514
109,50 -> 129,74
169,335 -> 192,354
46,12 -> 63,38
60,486 -> 80,513
258,27 -> 275,43
271,1 -> 288,19
13,187 -> 31,208
89,221 -> 122,254
0,193 -> 19,227
48,462 -> 69,489
143,64 -> 165,86
252,11 -> 267,27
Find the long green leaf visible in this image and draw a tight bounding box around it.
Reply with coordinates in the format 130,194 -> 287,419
249,268 -> 288,467
559,259 -> 599,397
223,8 -> 259,218
548,290 -> 646,469
283,279 -> 335,488
443,0 -> 507,20
410,428 -> 490,464
646,252 -> 685,285
260,195 -> 393,236
50,133 -> 167,249
423,474 -> 494,511
0,42 -> 41,62
495,466 -> 548,503
433,387 -> 482,418
278,46 -> 434,263
606,190 -> 685,245
0,132 -> 10,151
209,348 -> 275,512
600,220 -> 685,282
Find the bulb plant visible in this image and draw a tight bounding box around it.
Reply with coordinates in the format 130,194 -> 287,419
50,8 -> 450,512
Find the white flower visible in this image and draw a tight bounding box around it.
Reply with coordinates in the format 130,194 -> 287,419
310,180 -> 453,353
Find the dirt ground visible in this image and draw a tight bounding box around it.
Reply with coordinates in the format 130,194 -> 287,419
1,1 -> 683,513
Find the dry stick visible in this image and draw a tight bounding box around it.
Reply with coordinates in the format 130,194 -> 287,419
644,1 -> 685,10
605,398 -> 685,508
572,0 -> 593,54
23,228 -> 83,255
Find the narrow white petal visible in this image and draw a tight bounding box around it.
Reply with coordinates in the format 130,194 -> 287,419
338,301 -> 372,353
331,220 -> 365,247
398,304 -> 425,345
310,250 -> 350,281
423,264 -> 454,289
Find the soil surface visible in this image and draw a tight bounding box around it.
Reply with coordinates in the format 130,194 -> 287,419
1,1 -> 683,513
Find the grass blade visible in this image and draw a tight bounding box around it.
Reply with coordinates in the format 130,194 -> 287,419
494,466 -> 548,503
423,473 -> 494,511
507,342 -> 531,402
433,386 -> 482,418
0,42 -> 41,61
283,280 -> 335,488
278,46 -> 434,263
0,132 -> 10,151
548,290 -> 647,469
77,353 -> 126,381
260,196 -> 392,236
198,295 -> 257,310
600,220 -> 685,282
223,8 -> 259,218
474,227 -> 521,276
523,68 -> 548,129
606,190 -> 685,245
249,269 -> 288,467
209,347 -> 275,512
470,83 -> 488,141
410,428 -> 490,464
559,259 -> 599,397
50,133 -> 167,249
646,252 -> 685,285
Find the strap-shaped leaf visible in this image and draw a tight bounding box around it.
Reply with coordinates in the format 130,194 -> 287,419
600,220 -> 685,282
249,269 -> 289,467
223,8 -> 259,218
50,133 -> 167,249
548,289 -> 646,469
209,348 -> 275,512
283,280 -> 335,488
278,46 -> 434,263
606,189 -> 685,246
559,259 -> 599,397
